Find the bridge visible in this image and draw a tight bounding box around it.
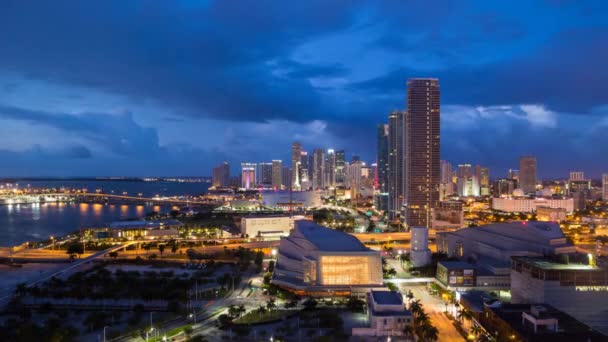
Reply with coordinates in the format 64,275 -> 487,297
0,192 -> 220,206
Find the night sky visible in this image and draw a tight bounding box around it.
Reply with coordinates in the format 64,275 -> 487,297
0,1 -> 606,178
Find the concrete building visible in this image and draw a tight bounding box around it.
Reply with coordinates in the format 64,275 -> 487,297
85,219 -> 183,240
312,148 -> 325,190
335,149 -> 346,186
410,226 -> 431,267
431,200 -> 464,230
325,149 -> 336,187
603,174 -> 608,201
241,162 -> 257,190
436,221 -> 576,263
300,151 -> 310,190
493,178 -> 516,197
352,291 -> 412,338
291,142 -> 302,190
272,220 -> 383,296
257,162 -> 273,187
511,256 -> 608,335
212,161 -> 230,188
240,215 -> 295,238
272,160 -> 283,190
569,171 -> 585,181
346,160 -> 363,199
519,156 -> 537,194
376,124 -> 390,211
492,197 -> 574,213
404,78 -> 440,228
536,206 -> 567,222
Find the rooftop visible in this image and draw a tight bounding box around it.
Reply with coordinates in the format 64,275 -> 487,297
512,256 -> 600,271
292,220 -> 368,252
371,290 -> 403,305
438,261 -> 476,270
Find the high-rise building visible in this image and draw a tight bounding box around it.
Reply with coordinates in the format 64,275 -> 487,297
212,161 -> 230,188
347,160 -> 363,198
291,142 -> 302,190
508,169 -> 519,183
272,160 -> 283,189
404,78 -> 440,228
300,151 -> 310,190
388,110 -> 405,218
569,171 -> 585,181
257,162 -> 273,187
282,167 -> 290,189
519,156 -> 537,194
493,179 -> 516,197
602,174 -> 608,201
241,163 -> 257,190
312,149 -> 325,190
439,160 -> 453,200
476,165 -> 490,196
375,125 -> 390,211
325,149 -> 336,187
335,150 -> 346,186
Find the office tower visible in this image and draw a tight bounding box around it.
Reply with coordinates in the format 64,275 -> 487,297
347,160 -> 363,198
258,162 -> 273,187
404,78 -> 440,228
291,142 -> 302,190
300,151 -> 310,190
410,226 -> 431,267
508,169 -> 520,182
519,156 -> 537,194
312,148 -> 325,190
212,161 -> 230,188
493,179 -> 516,197
325,149 -> 336,187
282,167 -> 290,189
335,150 -> 346,186
241,163 -> 257,190
271,160 -> 283,189
569,171 -> 585,181
439,160 -> 453,200
388,110 -> 405,218
603,174 -> 608,201
476,165 -> 490,196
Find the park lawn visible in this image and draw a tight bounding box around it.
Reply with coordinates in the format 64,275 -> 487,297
234,309 -> 294,324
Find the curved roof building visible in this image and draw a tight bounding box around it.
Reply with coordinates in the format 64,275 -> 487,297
436,221 -> 576,262
272,220 -> 383,296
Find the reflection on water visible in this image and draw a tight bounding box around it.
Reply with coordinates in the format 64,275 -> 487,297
0,202 -> 172,246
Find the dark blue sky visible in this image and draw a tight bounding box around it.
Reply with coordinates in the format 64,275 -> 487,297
0,1 -> 607,178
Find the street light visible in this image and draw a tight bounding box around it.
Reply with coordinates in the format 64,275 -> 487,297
103,326 -> 109,342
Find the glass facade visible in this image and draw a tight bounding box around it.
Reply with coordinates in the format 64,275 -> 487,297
320,255 -> 382,285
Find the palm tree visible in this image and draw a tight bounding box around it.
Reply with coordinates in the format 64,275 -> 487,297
266,298 -> 277,312
158,244 -> 165,258
256,305 -> 267,319
408,299 -> 423,315
403,325 -> 414,340
406,290 -> 414,302
471,324 -> 483,337
457,308 -> 473,323
419,323 -> 439,342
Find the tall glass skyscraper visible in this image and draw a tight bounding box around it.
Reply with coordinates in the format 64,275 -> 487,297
375,124 -> 389,211
388,110 -> 405,218
404,78 -> 440,228
519,156 -> 537,194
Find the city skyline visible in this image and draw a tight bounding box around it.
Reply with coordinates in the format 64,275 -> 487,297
0,2 -> 607,177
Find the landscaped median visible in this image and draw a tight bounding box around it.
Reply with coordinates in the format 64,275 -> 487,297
148,324 -> 192,342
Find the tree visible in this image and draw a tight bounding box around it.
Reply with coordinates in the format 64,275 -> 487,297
418,323 -> 438,342
266,298 -> 277,312
256,304 -> 267,318
66,243 -> 84,258
228,305 -> 240,318
403,325 -> 414,339
158,244 -> 165,258
457,308 -> 473,323
171,244 -> 178,254
406,290 -> 414,302
303,298 -> 317,311
254,251 -> 264,267
108,251 -> 118,260
268,260 -> 275,272
237,304 -> 246,318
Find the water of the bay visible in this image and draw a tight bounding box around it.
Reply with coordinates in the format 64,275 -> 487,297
0,180 -> 210,246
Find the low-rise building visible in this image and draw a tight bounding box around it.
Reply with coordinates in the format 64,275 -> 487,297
511,256 -> 608,335
431,200 -> 464,230
85,219 -> 183,240
492,197 -> 574,213
479,303 -> 606,342
436,261 -> 510,292
536,206 -> 567,222
352,291 -> 413,338
272,220 -> 383,296
240,215 -> 296,238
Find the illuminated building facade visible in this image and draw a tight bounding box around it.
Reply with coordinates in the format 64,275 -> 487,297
241,162 -> 257,190
404,78 -> 440,228
272,160 -> 282,189
312,148 -> 325,190
272,220 -> 383,296
603,174 -> 608,201
491,197 -> 574,213
291,142 -> 302,190
212,161 -> 230,188
387,110 -> 405,218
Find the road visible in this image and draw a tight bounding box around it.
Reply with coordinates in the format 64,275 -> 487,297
400,284 -> 463,342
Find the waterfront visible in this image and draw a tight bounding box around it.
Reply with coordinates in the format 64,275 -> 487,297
0,180 -> 211,246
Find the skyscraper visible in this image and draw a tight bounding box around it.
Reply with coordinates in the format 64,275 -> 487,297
325,149 -> 336,187
335,149 -> 346,186
569,171 -> 585,181
439,160 -> 453,200
300,151 -> 310,190
388,110 -> 405,218
291,142 -> 302,190
241,163 -> 256,190
404,78 -> 440,228
376,124 -> 389,211
212,161 -> 230,188
272,160 -> 283,189
347,160 -> 363,198
476,165 -> 490,196
312,149 -> 325,190
257,162 -> 273,187
603,174 -> 608,201
519,156 -> 537,194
